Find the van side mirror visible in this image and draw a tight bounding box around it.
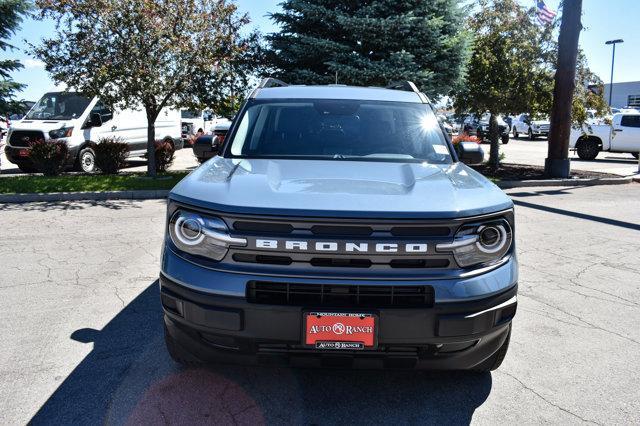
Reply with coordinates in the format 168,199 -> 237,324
458,142 -> 484,165
90,113 -> 103,127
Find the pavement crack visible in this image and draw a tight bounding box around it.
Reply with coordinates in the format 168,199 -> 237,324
496,370 -> 602,425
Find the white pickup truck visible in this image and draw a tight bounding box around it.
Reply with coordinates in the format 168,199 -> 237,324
570,112 -> 640,160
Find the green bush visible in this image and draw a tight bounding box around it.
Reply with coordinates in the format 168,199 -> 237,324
94,137 -> 129,174
28,139 -> 69,176
154,139 -> 175,173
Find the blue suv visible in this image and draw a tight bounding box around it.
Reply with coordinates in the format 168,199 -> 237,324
160,79 -> 517,371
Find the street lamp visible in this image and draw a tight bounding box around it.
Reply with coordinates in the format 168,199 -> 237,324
605,39 -> 623,107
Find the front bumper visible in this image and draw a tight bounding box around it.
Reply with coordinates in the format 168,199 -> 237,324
5,144 -> 80,167
160,272 -> 517,369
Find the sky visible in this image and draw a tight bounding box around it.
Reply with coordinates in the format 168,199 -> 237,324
1,0 -> 638,102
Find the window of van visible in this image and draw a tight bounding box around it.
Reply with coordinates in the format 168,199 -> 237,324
25,92 -> 92,120
90,101 -> 113,123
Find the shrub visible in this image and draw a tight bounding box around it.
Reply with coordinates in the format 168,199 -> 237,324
94,137 -> 129,174
154,139 -> 175,173
28,139 -> 69,176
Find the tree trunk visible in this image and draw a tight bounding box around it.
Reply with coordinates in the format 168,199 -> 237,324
146,109 -> 157,178
545,0 -> 583,178
488,113 -> 500,168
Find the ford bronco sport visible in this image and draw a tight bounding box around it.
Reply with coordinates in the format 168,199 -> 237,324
160,79 -> 518,371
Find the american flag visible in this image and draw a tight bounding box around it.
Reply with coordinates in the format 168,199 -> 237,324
536,0 -> 557,24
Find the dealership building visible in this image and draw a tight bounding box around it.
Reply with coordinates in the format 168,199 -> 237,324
603,81 -> 640,109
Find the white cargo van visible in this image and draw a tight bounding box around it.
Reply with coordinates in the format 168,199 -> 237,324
4,92 -> 182,172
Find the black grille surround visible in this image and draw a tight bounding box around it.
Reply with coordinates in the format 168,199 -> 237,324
166,202 -> 515,280
222,215 -> 458,274
247,281 -> 435,308
9,130 -> 45,147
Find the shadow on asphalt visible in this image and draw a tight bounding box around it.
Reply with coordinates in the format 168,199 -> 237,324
30,282 -> 493,425
513,199 -> 640,231
0,199 -> 154,212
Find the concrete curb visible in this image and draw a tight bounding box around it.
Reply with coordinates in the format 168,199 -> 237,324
497,176 -> 635,189
0,189 -> 170,204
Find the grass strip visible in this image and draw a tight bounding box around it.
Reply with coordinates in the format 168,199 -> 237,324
0,172 -> 189,194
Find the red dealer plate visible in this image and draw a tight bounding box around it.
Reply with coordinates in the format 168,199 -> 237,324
304,312 -> 377,350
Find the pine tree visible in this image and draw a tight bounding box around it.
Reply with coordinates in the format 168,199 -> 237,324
0,0 -> 32,115
267,0 -> 471,97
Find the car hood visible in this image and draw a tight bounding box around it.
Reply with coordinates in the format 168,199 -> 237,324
9,120 -> 75,132
170,158 -> 512,219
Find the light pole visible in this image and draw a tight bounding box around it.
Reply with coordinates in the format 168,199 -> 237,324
605,39 -> 623,107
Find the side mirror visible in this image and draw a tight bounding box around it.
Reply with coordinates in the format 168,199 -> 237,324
90,113 -> 103,127
458,142 -> 484,165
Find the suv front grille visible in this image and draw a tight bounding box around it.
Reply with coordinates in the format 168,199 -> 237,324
9,130 -> 45,147
247,281 -> 435,308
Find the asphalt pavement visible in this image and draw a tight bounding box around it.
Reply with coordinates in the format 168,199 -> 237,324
1,184 -> 639,424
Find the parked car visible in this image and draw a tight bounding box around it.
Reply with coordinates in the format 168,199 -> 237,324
437,114 -> 454,137
463,114 -> 510,144
192,119 -> 231,163
181,109 -> 215,142
160,79 -> 518,371
4,91 -> 183,173
511,114 -> 550,140
570,112 -> 640,160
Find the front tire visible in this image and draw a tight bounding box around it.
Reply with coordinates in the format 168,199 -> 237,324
528,128 -> 535,140
501,134 -> 509,145
77,147 -> 96,173
576,139 -> 600,160
474,326 -> 511,372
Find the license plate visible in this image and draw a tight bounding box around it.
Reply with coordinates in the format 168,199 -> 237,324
304,312 -> 376,350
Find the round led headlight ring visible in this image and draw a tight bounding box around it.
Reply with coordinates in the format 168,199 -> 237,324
476,224 -> 508,254
174,215 -> 206,246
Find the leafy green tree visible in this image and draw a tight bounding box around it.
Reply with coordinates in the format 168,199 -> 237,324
455,0 -> 556,168
572,52 -> 608,126
31,0 -> 258,176
267,0 -> 471,98
0,0 -> 32,115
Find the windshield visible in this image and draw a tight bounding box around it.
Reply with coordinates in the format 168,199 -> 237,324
227,99 -> 452,164
25,93 -> 92,120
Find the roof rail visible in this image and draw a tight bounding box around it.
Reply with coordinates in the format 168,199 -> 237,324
258,77 -> 288,89
386,80 -> 420,93
386,80 -> 430,103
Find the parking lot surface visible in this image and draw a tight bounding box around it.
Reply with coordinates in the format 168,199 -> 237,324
1,184 -> 639,424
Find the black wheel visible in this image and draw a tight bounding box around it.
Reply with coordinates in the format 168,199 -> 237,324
632,153 -> 639,159
501,134 -> 509,145
474,326 -> 511,372
528,128 -> 534,140
164,321 -> 203,367
512,127 -> 518,138
576,139 -> 600,160
77,146 -> 96,173
16,162 -> 38,173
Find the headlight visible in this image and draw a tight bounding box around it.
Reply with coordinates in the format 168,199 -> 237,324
48,127 -> 74,138
168,210 -> 246,261
436,218 -> 513,268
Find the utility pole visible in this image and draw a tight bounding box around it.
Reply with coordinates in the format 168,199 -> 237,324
605,39 -> 623,107
544,0 -> 583,178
